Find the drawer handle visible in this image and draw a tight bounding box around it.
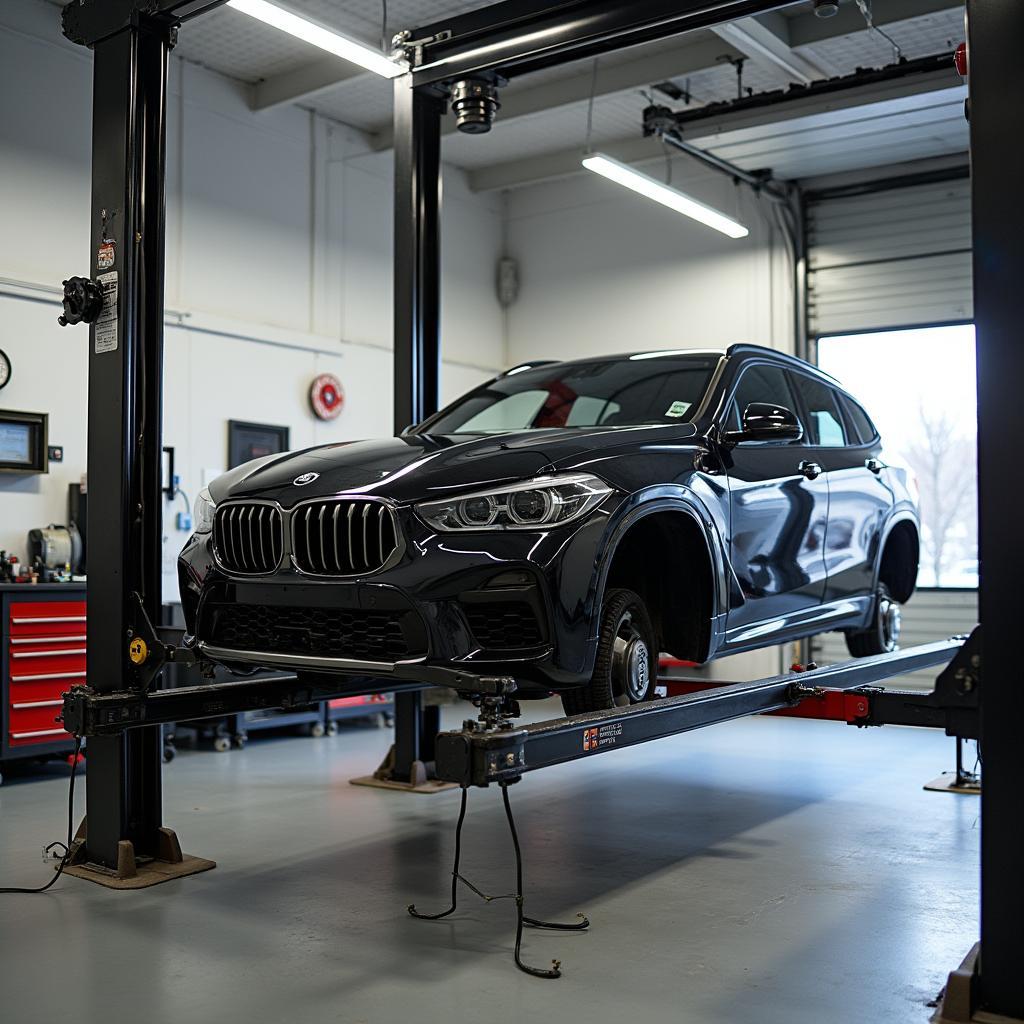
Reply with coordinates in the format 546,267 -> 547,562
11,648 -> 87,659
10,635 -> 87,646
11,670 -> 87,682
10,728 -> 68,739
12,699 -> 64,709
11,616 -> 87,624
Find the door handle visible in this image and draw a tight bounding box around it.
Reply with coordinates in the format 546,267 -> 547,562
865,458 -> 884,474
799,461 -> 823,480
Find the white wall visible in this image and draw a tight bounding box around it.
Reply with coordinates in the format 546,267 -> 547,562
503,162 -> 794,364
0,0 -> 504,595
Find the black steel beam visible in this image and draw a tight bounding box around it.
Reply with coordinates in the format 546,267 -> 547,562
968,1 -> 1024,1017
405,0 -> 789,86
436,640 -> 964,787
61,676 -> 424,737
62,0 -> 229,47
392,81 -> 443,433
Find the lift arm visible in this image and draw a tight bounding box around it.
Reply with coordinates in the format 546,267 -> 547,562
435,638 -> 972,788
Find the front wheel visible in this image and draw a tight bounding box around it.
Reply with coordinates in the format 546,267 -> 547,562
561,588 -> 657,716
845,582 -> 901,657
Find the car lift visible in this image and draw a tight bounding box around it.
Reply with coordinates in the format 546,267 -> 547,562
53,0 -> 1022,1019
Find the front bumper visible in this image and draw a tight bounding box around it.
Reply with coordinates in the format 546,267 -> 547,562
177,502 -> 619,692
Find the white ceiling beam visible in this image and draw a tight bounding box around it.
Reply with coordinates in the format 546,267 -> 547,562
370,35 -> 744,150
787,0 -> 965,48
711,15 -> 840,83
467,64 -> 962,193
251,55 -> 366,112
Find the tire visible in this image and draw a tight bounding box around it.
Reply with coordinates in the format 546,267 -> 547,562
845,582 -> 901,657
561,588 -> 657,716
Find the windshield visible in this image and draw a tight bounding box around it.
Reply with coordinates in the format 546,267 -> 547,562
421,355 -> 720,434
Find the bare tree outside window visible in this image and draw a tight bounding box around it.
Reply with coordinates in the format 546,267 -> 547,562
904,407 -> 977,587
818,324 -> 978,590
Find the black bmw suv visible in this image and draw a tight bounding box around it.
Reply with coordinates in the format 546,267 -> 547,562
178,344 -> 919,715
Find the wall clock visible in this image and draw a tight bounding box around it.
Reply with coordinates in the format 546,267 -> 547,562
0,349 -> 11,390
310,373 -> 345,421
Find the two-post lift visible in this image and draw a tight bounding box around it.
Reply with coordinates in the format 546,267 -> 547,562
52,0 -> 1022,1018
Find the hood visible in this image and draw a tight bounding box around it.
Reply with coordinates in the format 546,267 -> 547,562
209,423 -> 699,506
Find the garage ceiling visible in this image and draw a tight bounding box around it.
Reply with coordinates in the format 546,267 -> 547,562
47,0 -> 968,187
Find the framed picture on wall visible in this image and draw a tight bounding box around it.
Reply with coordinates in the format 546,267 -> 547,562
227,420 -> 290,470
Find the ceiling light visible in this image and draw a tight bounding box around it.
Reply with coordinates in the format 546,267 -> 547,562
813,0 -> 840,17
227,0 -> 406,79
582,154 -> 749,239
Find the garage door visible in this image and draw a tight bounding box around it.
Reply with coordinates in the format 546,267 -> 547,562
806,173 -> 972,336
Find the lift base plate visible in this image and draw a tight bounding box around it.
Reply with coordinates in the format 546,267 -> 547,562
63,822 -> 216,889
350,745 -> 457,794
924,773 -> 981,795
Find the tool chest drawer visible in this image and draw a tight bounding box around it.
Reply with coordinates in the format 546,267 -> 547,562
3,592 -> 87,754
9,601 -> 87,638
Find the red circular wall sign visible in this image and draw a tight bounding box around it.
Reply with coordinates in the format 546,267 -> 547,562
310,373 -> 345,420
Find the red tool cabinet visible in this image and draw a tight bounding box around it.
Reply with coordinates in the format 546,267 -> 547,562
1,584 -> 85,771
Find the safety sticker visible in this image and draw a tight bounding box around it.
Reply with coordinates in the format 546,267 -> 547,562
97,240 -> 115,270
665,400 -> 691,418
94,271 -> 118,354
582,723 -> 623,752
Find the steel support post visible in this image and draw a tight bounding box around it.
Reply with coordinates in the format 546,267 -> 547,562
80,19 -> 171,869
968,0 -> 1024,1017
388,77 -> 444,782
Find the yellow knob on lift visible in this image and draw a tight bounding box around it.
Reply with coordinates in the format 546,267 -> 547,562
128,637 -> 148,665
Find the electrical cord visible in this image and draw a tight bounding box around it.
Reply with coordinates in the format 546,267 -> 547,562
855,0 -> 903,62
380,0 -> 388,53
0,737 -> 82,894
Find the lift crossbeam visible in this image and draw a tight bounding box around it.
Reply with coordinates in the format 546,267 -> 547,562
435,638 -> 970,788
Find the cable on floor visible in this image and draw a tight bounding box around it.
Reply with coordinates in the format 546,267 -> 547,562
0,736 -> 82,894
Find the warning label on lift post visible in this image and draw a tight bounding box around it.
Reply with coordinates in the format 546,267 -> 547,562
94,271 -> 118,354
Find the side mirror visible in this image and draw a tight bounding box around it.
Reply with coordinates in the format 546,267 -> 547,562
724,402 -> 803,444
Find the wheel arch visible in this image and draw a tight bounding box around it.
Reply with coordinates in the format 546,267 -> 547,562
591,496 -> 726,665
874,513 -> 920,604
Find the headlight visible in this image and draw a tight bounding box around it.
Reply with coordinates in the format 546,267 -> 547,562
415,474 -> 612,532
193,488 -> 216,534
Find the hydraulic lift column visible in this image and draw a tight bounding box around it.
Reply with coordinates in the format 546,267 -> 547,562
75,16 -> 172,869
387,78 -> 446,783
967,0 -> 1024,1018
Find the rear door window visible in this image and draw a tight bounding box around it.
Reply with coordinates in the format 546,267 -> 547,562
792,374 -> 847,447
839,393 -> 878,444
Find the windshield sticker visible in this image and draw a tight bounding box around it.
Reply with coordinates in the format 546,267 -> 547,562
665,400 -> 691,418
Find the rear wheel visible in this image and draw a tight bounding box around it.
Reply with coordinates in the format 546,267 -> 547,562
845,582 -> 901,657
561,588 -> 657,716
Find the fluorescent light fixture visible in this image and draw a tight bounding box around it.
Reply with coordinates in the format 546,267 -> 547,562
227,0 -> 406,79
582,153 -> 749,239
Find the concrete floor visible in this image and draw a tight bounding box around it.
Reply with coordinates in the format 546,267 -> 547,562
0,703 -> 978,1024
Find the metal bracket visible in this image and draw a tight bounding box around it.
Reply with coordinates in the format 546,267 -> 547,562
127,590 -> 203,691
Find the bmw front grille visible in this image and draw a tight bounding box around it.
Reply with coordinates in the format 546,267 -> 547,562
213,502 -> 284,575
214,498 -> 400,578
291,499 -> 399,576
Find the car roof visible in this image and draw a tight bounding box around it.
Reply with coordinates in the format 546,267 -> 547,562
501,344 -> 842,387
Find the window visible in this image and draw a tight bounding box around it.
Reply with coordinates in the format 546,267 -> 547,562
839,394 -> 877,444
457,390 -> 548,433
792,374 -> 847,447
727,363 -> 800,433
817,324 -> 977,589
424,355 -> 718,433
